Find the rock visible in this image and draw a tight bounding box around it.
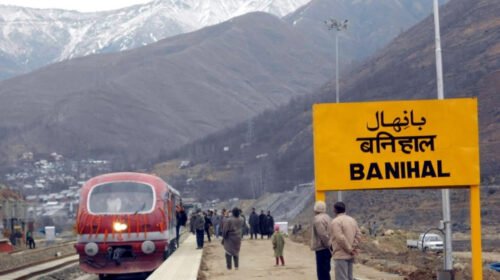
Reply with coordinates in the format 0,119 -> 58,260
453,262 -> 465,271
384,229 -> 395,236
360,226 -> 368,235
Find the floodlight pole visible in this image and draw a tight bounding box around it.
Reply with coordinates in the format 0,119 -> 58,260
325,19 -> 348,202
433,0 -> 453,271
335,32 -> 340,104
335,32 -> 343,202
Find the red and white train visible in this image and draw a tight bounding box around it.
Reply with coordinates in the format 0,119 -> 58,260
74,172 -> 180,279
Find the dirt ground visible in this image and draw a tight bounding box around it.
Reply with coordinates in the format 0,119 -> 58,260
198,236 -> 404,280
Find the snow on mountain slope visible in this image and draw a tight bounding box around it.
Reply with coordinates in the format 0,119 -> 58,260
0,0 -> 310,79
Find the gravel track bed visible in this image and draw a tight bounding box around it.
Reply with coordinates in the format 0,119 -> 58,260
0,243 -> 76,272
6,230 -> 189,279
34,264 -> 88,280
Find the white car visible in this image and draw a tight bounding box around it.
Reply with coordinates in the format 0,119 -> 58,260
407,233 -> 444,251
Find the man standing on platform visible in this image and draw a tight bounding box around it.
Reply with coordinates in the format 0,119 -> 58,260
175,203 -> 187,247
311,201 -> 332,280
193,208 -> 206,249
212,209 -> 222,239
330,202 -> 362,280
249,208 -> 259,239
265,211 -> 275,239
222,208 -> 243,270
258,210 -> 266,239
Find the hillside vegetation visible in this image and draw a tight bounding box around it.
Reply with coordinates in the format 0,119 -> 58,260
157,0 -> 499,202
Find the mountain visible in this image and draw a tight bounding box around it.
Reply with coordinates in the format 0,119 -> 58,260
0,12 -> 331,166
285,0 -> 448,65
0,0 -> 310,79
0,0 -> 454,168
157,0 -> 499,199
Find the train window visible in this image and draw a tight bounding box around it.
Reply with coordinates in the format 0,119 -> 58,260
88,182 -> 155,214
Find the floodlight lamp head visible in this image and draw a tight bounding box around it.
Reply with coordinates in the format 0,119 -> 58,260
325,18 -> 348,31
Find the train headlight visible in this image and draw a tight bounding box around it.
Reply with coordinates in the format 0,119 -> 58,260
84,242 -> 99,256
141,240 -> 156,254
113,222 -> 128,232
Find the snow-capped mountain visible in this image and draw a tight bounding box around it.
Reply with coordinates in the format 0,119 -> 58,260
0,12 -> 330,165
0,0 -> 310,79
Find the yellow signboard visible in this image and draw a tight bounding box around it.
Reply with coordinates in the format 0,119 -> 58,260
313,98 -> 479,190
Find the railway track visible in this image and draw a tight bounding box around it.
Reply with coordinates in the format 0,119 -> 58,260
8,240 -> 76,256
0,254 -> 79,280
0,230 -> 190,280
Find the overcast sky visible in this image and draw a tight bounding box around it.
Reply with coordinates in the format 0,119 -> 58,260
0,0 -> 153,12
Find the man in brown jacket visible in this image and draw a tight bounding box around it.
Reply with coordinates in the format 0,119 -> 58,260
311,201 -> 332,280
329,202 -> 362,280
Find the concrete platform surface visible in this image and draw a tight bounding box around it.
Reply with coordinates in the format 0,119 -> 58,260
147,234 -> 202,280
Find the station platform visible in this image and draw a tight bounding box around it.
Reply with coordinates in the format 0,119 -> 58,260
147,234 -> 202,280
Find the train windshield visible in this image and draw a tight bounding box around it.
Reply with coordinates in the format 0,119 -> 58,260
88,182 -> 155,214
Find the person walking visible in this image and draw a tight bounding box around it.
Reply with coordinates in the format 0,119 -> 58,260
258,210 -> 266,239
220,208 -> 227,234
271,224 -> 285,266
193,209 -> 205,249
175,203 -> 187,247
212,210 -> 222,239
249,208 -> 259,239
330,202 -> 362,280
9,231 -> 16,247
239,210 -> 248,238
204,211 -> 213,242
265,211 -> 275,239
189,212 -> 196,234
222,208 -> 243,270
311,201 -> 332,280
26,231 -> 36,249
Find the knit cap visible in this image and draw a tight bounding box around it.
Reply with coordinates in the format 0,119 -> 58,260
314,201 -> 326,213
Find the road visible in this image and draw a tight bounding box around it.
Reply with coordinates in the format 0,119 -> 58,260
198,236 -> 404,280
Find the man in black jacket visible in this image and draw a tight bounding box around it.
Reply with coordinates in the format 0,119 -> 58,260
175,203 -> 187,247
258,210 -> 266,239
265,211 -> 275,239
193,209 -> 206,249
204,211 -> 213,242
249,208 -> 259,239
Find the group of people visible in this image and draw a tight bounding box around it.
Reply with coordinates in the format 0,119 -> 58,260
311,201 -> 361,280
248,208 -> 275,239
216,207 -> 285,269
175,200 -> 361,280
7,230 -> 36,249
187,207 -> 245,269
186,207 -> 276,248
176,206 -> 279,270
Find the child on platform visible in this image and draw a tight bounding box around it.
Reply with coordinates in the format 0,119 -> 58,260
272,224 -> 285,266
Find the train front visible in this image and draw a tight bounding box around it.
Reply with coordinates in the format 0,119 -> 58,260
75,173 -> 169,276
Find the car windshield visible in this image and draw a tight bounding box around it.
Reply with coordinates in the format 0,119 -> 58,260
426,236 -> 441,242
88,182 -> 154,214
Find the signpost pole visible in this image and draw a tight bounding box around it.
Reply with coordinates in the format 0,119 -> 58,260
433,0 -> 453,271
470,185 -> 483,280
315,191 -> 326,203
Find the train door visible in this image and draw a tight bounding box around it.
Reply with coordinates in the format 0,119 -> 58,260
163,190 -> 177,258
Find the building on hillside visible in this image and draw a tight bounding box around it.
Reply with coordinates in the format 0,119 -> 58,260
0,187 -> 28,237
